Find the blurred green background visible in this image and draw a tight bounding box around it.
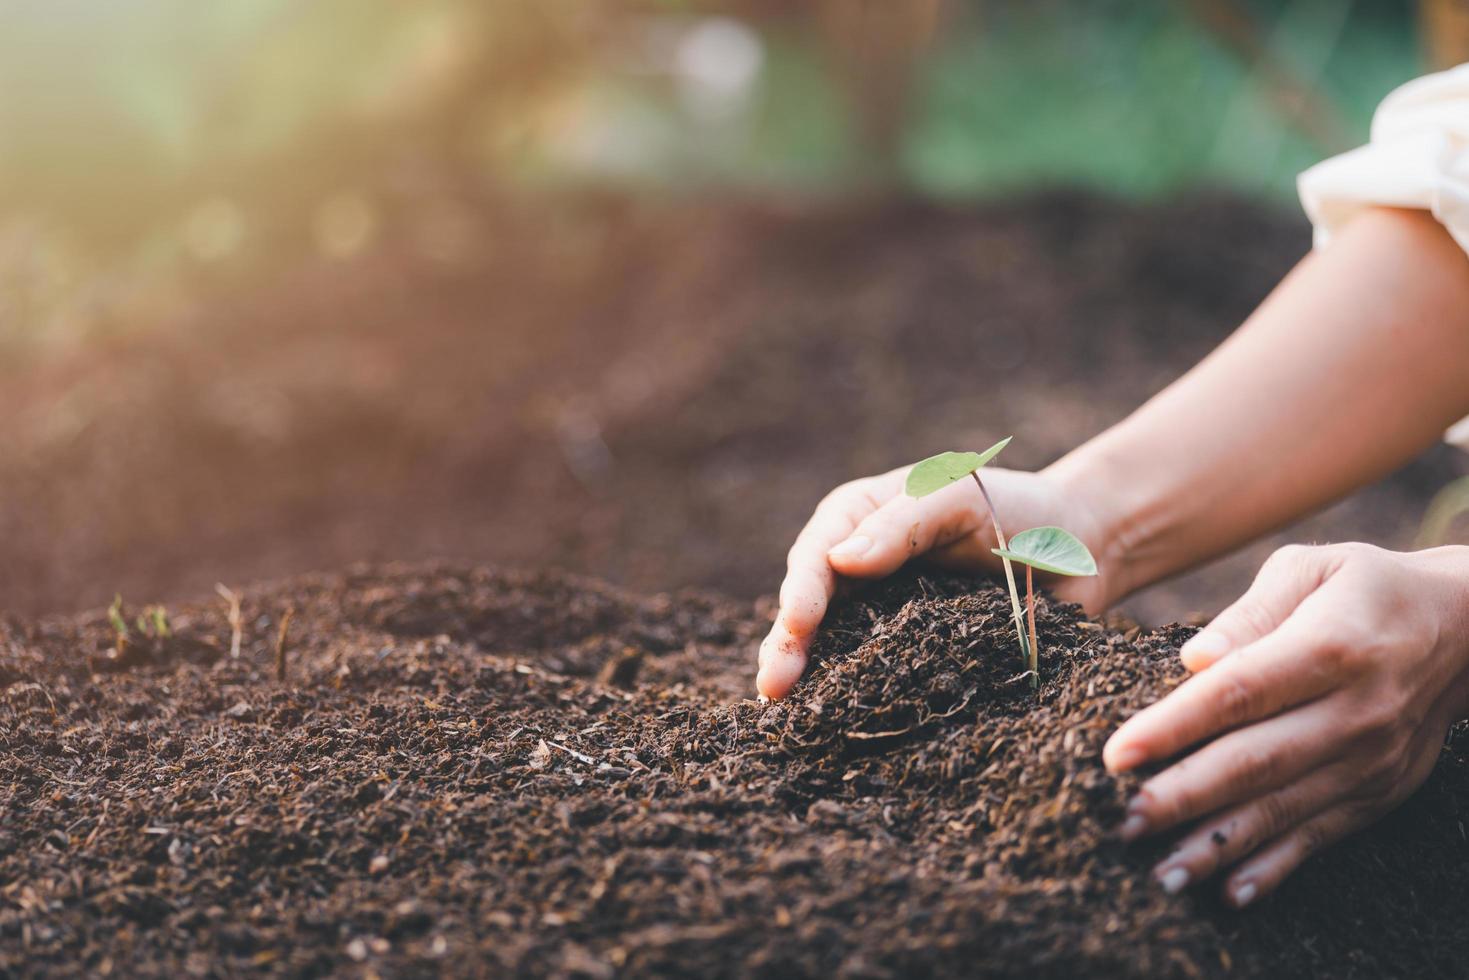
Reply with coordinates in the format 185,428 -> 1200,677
0,0 -> 1440,354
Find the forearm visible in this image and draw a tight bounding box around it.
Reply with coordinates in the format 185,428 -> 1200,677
1047,207 -> 1469,606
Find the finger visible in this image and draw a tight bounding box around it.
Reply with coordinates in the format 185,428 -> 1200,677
756,621 -> 807,700
1104,603 -> 1340,773
758,475 -> 898,699
1146,763 -> 1347,893
1121,699 -> 1345,839
1222,803 -> 1368,908
826,476 -> 983,580
1179,545 -> 1331,672
776,560 -> 838,639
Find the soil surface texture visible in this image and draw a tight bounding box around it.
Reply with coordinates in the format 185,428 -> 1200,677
4,564 -> 1467,978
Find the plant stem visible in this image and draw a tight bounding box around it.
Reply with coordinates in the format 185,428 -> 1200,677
970,472 -> 1031,672
1026,564 -> 1038,680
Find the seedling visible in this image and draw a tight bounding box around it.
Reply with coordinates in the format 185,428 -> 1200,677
905,439 -> 1096,683
108,594 -> 130,655
106,596 -> 172,656
992,525 -> 1096,677
137,605 -> 172,639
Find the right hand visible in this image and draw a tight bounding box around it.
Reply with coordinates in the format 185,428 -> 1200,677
755,463 -> 1113,699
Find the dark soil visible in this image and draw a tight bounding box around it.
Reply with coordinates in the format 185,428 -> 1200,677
5,564 -> 1467,978
1,191 -> 1463,624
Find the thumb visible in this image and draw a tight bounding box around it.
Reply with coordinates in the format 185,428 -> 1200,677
826,477 -> 984,580
1180,545 -> 1330,672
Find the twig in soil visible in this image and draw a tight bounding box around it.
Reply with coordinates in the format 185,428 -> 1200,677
548,741 -> 598,765
275,607 -> 294,683
215,584 -> 243,659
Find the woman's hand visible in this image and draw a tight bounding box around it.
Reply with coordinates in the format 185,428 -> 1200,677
1104,543 -> 1469,907
755,462 -> 1115,699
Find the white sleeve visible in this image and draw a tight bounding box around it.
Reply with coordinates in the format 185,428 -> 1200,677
1299,65 -> 1469,449
1298,63 -> 1469,256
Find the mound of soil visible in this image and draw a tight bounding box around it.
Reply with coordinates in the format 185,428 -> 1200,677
4,564 -> 1467,977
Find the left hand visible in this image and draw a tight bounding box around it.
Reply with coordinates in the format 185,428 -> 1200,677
1103,542 -> 1469,908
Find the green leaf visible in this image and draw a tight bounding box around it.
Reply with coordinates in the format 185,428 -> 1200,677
992,525 -> 1097,577
904,438 -> 1012,498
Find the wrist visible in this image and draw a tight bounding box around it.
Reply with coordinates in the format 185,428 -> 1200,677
1042,444 -> 1155,611
1414,545 -> 1469,722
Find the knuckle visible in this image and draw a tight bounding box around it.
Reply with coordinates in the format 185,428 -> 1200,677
1148,782 -> 1194,826
1233,745 -> 1279,788
1313,635 -> 1363,676
1297,819 -> 1331,857
1255,790 -> 1296,839
1315,621 -> 1382,675
1334,541 -> 1384,563
1358,757 -> 1399,798
1266,543 -> 1313,570
1215,674 -> 1261,724
1229,600 -> 1279,642
817,480 -> 864,512
1352,704 -> 1399,742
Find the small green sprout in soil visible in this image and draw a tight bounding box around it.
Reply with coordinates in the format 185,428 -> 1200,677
137,605 -> 171,639
107,594 -> 129,655
107,596 -> 172,656
993,525 -> 1096,677
906,439 -> 1096,682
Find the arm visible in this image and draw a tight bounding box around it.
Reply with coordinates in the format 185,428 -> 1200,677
761,207 -> 1469,902
1074,207 -> 1469,904
1050,205 -> 1469,607
758,206 -> 1469,700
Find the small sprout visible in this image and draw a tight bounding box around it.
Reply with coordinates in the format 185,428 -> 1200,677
993,526 -> 1097,675
904,439 -> 1012,498
108,594 -> 130,654
135,605 -> 172,639
906,440 -> 1097,685
992,526 -> 1097,577
907,438 -> 1033,678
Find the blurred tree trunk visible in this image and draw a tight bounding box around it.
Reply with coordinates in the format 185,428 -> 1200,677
1420,0 -> 1469,68
816,0 -> 945,182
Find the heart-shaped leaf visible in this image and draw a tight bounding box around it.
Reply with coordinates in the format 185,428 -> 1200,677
904,438 -> 1012,498
991,525 -> 1097,577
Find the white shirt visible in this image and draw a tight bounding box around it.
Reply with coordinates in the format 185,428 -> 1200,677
1297,64 -> 1469,446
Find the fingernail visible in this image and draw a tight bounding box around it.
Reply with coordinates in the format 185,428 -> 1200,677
828,535 -> 872,558
1232,882 -> 1257,908
1120,812 -> 1148,841
1157,866 -> 1189,894
1180,630 -> 1230,661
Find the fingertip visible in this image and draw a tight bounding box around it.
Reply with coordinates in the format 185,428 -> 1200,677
1103,736 -> 1147,775
756,629 -> 806,700
826,534 -> 872,559
826,545 -> 888,579
755,663 -> 799,700
1179,630 -> 1231,672
1227,879 -> 1259,909
754,667 -> 786,700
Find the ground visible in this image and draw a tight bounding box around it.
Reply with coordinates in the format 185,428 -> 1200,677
4,565 -> 1468,978
3,192 -> 1469,978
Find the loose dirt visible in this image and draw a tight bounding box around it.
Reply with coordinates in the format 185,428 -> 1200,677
5,564 -> 1467,978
